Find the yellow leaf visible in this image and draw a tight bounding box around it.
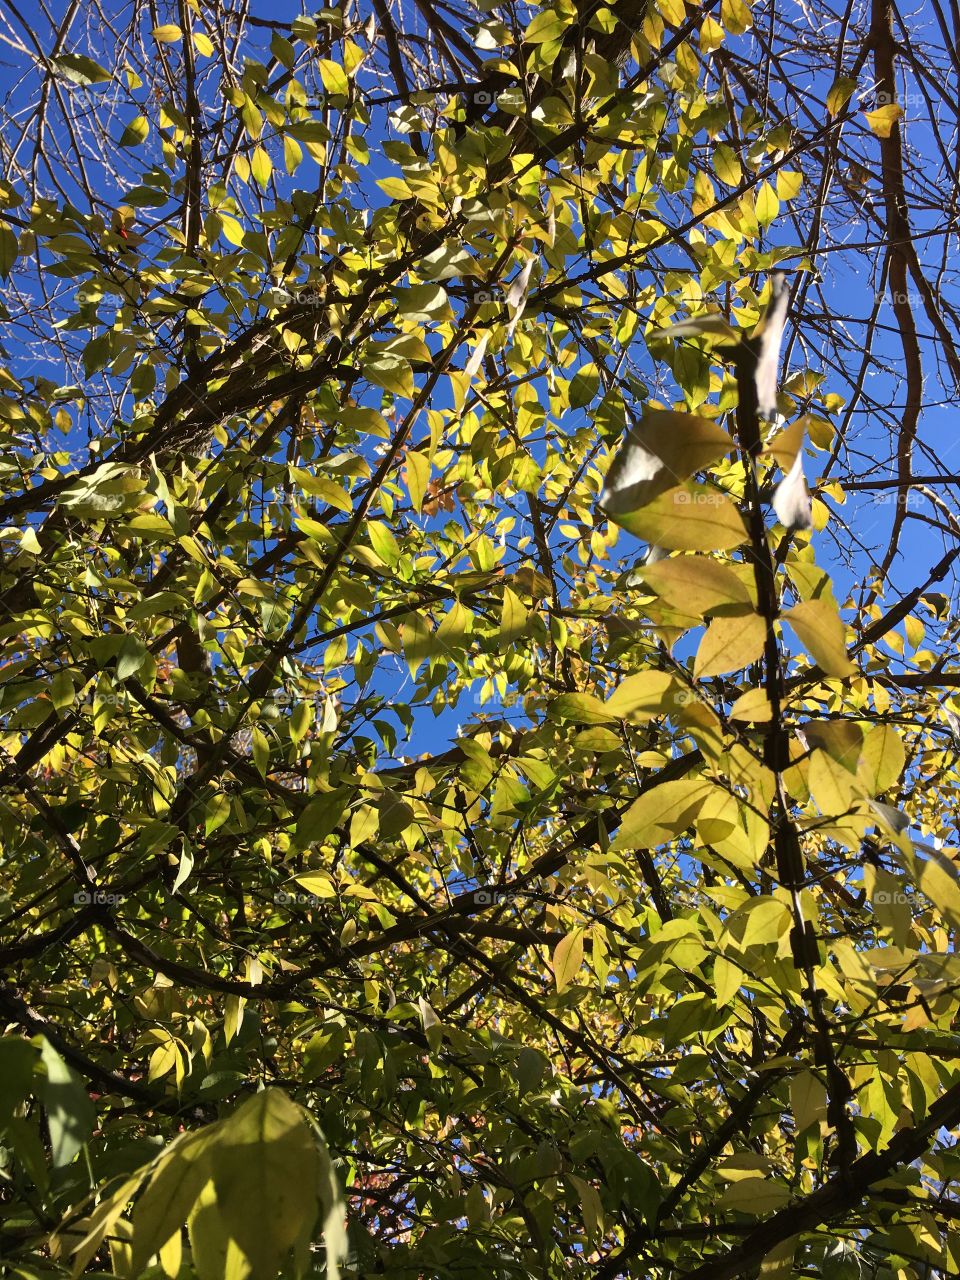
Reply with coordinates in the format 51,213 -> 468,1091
864,103 -> 903,137
790,1069 -> 828,1132
783,598 -> 855,677
808,748 -> 861,817
152,24 -> 182,43
293,874 -> 337,899
694,613 -> 766,677
283,135 -> 302,176
605,671 -> 682,720
553,929 -> 585,992
764,416 -> 805,468
729,687 -> 773,722
192,32 -> 214,57
712,144 -> 742,186
713,955 -> 744,1007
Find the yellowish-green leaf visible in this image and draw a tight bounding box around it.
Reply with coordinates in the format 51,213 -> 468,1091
250,145 -> 272,187
755,182 -> 779,227
549,692 -> 616,725
499,586 -> 528,648
640,556 -> 752,616
601,411 -> 733,514
404,450 -> 430,513
712,144 -> 742,186
609,483 -> 747,551
612,776 -> 717,850
858,723 -> 905,795
152,24 -> 182,43
694,613 -> 766,678
318,59 -> 349,96
284,135 -> 302,176
553,929 -> 585,993
783,598 -> 855,677
826,76 -> 858,115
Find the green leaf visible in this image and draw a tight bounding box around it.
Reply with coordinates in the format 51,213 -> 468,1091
116,635 -> 148,681
294,790 -> 349,847
0,1036 -> 37,1124
525,10 -> 568,42
204,793 -> 232,837
51,53 -> 112,86
38,1038 -> 95,1167
205,1091 -> 321,1276
0,221 -> 17,277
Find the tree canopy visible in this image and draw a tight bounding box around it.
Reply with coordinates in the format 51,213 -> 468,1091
2,1 -> 960,1278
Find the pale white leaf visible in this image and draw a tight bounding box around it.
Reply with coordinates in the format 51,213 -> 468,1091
772,449 -> 813,530
754,273 -> 791,419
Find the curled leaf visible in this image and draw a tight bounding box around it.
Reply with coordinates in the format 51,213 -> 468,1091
462,331 -> 490,382
754,273 -> 791,420
504,258 -> 534,341
772,450 -> 813,530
